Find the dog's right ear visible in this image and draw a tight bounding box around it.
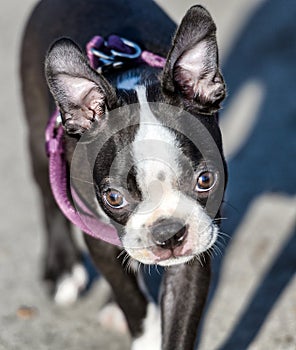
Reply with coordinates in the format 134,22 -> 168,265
162,5 -> 226,114
45,38 -> 117,135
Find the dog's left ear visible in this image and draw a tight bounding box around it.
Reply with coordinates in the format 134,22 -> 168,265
162,5 -> 226,114
45,38 -> 117,135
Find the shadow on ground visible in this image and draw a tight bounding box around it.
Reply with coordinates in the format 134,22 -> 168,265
202,0 -> 296,348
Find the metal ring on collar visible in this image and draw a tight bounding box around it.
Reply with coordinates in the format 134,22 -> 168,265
110,37 -> 142,59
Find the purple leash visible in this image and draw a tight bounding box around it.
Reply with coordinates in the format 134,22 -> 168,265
46,35 -> 166,245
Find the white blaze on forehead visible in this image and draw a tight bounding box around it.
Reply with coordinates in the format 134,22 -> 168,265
133,86 -> 181,197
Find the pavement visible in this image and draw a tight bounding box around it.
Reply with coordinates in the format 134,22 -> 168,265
0,0 -> 295,349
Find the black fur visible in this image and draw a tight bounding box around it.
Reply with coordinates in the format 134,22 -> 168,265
21,1 -> 226,348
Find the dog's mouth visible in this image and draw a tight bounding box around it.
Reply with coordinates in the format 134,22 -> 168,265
152,245 -> 195,266
126,244 -> 194,266
124,225 -> 217,266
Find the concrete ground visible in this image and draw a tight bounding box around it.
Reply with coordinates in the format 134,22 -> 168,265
0,0 -> 295,349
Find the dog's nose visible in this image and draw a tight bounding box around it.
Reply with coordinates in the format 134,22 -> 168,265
150,219 -> 188,249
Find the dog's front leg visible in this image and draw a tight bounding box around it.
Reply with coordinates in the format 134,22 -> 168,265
160,255 -> 211,350
84,235 -> 149,339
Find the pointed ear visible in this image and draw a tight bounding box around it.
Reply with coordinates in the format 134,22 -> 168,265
162,5 -> 226,114
45,38 -> 117,135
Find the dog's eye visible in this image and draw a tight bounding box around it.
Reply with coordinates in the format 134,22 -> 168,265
196,171 -> 216,192
103,189 -> 127,209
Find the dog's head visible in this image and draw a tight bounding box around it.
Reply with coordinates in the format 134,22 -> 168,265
45,6 -> 227,266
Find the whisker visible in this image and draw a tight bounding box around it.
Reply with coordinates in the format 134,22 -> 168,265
212,243 -> 223,257
155,264 -> 161,276
125,259 -> 132,273
117,249 -> 126,259
217,235 -> 228,245
218,231 -> 232,239
206,248 -> 215,260
215,239 -> 226,250
208,243 -> 221,258
70,176 -> 94,185
201,252 -> 207,265
210,249 -> 216,259
208,246 -> 217,258
144,264 -> 150,276
186,257 -> 195,266
222,200 -> 239,214
213,217 -> 228,222
137,262 -> 143,274
124,256 -> 139,274
122,252 -> 130,266
193,254 -> 204,268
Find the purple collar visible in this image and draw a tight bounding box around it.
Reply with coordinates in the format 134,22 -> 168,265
46,35 -> 166,246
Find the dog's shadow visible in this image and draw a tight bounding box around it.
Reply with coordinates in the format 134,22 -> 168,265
201,0 -> 296,349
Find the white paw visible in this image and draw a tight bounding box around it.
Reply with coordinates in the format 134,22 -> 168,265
54,264 -> 88,306
97,303 -> 128,334
131,303 -> 161,350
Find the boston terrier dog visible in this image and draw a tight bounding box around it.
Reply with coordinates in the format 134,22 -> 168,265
21,0 -> 227,349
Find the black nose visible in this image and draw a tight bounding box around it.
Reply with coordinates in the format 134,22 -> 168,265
150,219 -> 188,249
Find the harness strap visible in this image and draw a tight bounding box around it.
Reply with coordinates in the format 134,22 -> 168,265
46,110 -> 121,245
86,35 -> 166,72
